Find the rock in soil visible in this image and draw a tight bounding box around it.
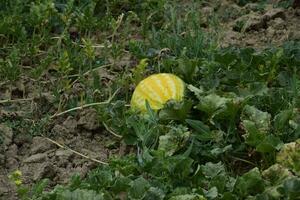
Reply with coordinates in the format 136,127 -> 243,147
0,124 -> 13,150
55,149 -> 74,160
262,8 -> 285,21
30,137 -> 56,154
5,144 -> 18,159
62,116 -> 77,133
23,153 -> 48,163
78,108 -> 100,130
33,162 -> 56,181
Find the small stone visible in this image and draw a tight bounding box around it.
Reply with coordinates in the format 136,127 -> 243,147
202,6 -> 213,16
243,14 -> 266,32
78,108 -> 100,130
62,116 -> 77,133
14,134 -> 31,146
263,8 -> 285,21
0,154 -> 5,165
31,137 -> 55,154
6,144 -> 18,159
23,153 -> 47,163
52,124 -> 70,135
0,175 -> 10,195
0,124 -> 13,150
289,30 -> 300,40
42,92 -> 55,104
33,162 -> 56,181
245,38 -> 257,46
266,27 -> 276,37
6,158 -> 19,170
234,13 -> 267,32
244,3 -> 263,12
74,165 -> 89,178
295,8 -> 300,16
268,18 -> 286,30
55,149 -> 73,159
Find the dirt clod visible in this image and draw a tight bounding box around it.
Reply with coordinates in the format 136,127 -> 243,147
243,14 -> 267,32
263,8 -> 285,21
62,116 -> 77,133
78,108 -> 100,130
23,153 -> 48,163
0,124 -> 13,150
55,149 -> 74,160
31,137 -> 56,154
33,162 -> 56,181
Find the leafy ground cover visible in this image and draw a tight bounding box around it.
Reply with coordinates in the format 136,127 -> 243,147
0,0 -> 300,199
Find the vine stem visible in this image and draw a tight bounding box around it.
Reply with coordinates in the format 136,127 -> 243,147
0,98 -> 33,104
50,88 -> 120,119
103,122 -> 122,138
45,137 -> 108,165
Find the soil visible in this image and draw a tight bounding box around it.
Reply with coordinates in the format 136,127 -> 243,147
1,1 -> 299,199
200,1 -> 300,48
0,78 -> 122,199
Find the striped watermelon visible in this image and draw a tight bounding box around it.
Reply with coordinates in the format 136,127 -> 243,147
131,73 -> 185,112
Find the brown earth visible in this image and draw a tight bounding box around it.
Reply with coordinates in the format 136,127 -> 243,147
200,1 -> 300,48
0,77 -> 123,199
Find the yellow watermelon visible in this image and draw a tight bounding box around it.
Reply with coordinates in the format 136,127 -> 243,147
131,73 -> 185,112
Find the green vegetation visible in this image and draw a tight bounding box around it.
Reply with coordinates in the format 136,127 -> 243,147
1,0 -> 300,199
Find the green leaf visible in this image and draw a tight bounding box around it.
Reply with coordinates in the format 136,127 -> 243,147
144,187 -> 165,200
186,119 -> 210,134
159,100 -> 193,121
187,84 -> 204,100
158,125 -> 190,156
171,156 -> 194,179
87,168 -> 113,189
158,135 -> 178,156
274,109 -> 294,131
195,93 -> 242,122
205,187 -> 218,199
176,58 -> 198,83
59,189 -> 104,200
262,164 -> 293,185
138,147 -> 154,166
169,194 -> 206,200
221,192 -> 238,200
238,82 -> 269,98
31,179 -> 49,198
132,58 -> 149,84
129,177 -> 151,199
158,132 -> 189,156
276,139 -> 300,175
234,168 -> 265,197
243,119 -> 283,153
186,119 -> 212,141
278,178 -> 300,199
241,105 -> 271,134
201,162 -> 226,179
145,100 -> 158,123
210,145 -> 232,157
256,135 -> 283,153
242,120 -> 265,147
196,94 -> 229,115
111,177 -> 131,193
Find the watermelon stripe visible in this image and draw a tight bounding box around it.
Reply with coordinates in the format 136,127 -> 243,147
140,81 -> 163,103
163,74 -> 177,99
149,75 -> 170,101
131,73 -> 185,112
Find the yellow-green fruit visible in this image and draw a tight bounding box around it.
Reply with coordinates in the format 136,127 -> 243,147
131,73 -> 185,112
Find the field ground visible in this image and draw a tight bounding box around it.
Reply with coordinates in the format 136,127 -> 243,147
1,0 -> 300,199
